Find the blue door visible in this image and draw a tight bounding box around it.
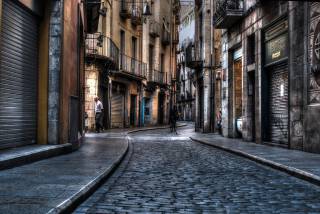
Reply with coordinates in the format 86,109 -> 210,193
141,98 -> 145,126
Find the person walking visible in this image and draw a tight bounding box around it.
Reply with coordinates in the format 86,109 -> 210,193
169,105 -> 178,134
94,97 -> 104,133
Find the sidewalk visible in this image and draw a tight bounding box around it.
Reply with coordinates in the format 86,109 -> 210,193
0,124 -> 180,214
191,133 -> 320,186
0,132 -> 129,214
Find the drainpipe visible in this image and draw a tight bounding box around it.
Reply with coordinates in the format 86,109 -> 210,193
169,0 -> 173,111
209,0 -> 214,133
48,0 -> 63,144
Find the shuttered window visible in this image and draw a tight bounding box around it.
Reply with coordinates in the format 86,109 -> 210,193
0,0 -> 39,149
111,91 -> 125,128
269,64 -> 288,145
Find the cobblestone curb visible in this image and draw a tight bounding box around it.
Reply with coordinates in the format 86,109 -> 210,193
127,123 -> 187,134
47,137 -> 130,214
0,144 -> 72,171
48,124 -> 187,214
191,137 -> 320,186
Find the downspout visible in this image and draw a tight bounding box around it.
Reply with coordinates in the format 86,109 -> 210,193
48,0 -> 63,144
138,2 -> 143,127
209,0 -> 214,132
170,0 -> 173,111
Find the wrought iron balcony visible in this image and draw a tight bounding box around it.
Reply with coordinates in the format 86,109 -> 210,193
162,30 -> 170,46
120,0 -> 132,18
175,14 -> 181,25
131,5 -> 142,26
153,70 -> 167,85
149,19 -> 160,37
85,33 -> 119,70
213,0 -> 244,29
120,53 -> 147,78
148,63 -> 167,85
185,44 -> 203,69
173,0 -> 181,13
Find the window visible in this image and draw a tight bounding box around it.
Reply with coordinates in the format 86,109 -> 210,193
132,36 -> 137,58
160,54 -> 164,73
247,34 -> 255,65
120,30 -> 125,53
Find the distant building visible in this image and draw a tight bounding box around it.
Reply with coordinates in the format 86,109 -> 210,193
186,0 -> 222,132
176,5 -> 196,121
84,0 -> 180,130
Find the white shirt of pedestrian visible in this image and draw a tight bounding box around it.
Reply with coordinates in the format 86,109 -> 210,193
95,100 -> 103,113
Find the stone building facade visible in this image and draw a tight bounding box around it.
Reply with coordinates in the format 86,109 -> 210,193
176,5 -> 196,121
0,0 -> 87,149
214,0 -> 320,153
85,0 -> 179,130
186,0 -> 221,132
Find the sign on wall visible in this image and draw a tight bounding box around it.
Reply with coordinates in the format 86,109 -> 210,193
265,33 -> 288,65
264,19 -> 288,66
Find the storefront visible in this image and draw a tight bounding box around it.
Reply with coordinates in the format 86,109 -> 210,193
232,48 -> 243,137
111,82 -> 126,128
0,0 -> 40,149
262,18 -> 289,146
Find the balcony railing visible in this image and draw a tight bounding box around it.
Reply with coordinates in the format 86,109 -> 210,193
120,0 -> 132,18
120,1 -> 142,25
186,44 -> 203,69
173,0 -> 181,13
162,30 -> 170,46
175,14 -> 181,25
120,53 -> 147,78
86,33 -> 119,69
148,63 -> 167,85
131,5 -> 142,25
149,19 -> 161,37
213,0 -> 244,29
152,69 -> 167,85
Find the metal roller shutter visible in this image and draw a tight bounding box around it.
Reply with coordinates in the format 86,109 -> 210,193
111,92 -> 125,128
269,64 -> 288,145
0,0 -> 39,149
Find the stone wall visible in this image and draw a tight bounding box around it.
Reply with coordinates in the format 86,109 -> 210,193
305,2 -> 320,153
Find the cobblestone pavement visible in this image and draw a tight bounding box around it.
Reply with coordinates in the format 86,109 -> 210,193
75,126 -> 320,213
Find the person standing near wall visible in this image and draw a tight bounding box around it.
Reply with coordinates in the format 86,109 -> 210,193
170,105 -> 178,134
94,97 -> 104,133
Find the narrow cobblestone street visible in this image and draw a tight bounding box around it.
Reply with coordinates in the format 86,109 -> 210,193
75,125 -> 320,213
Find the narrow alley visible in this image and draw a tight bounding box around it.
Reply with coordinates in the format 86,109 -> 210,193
75,125 -> 320,213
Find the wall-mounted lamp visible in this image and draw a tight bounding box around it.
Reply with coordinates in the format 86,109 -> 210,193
98,7 -> 107,16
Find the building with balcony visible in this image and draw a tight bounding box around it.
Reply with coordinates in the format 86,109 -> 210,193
176,4 -> 196,122
213,0 -> 244,29
214,0 -> 320,154
85,0 -> 179,130
141,0 -> 180,126
189,0 -> 222,133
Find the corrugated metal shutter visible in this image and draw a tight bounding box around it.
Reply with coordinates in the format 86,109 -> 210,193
269,64 -> 288,145
111,92 -> 125,128
0,0 -> 39,149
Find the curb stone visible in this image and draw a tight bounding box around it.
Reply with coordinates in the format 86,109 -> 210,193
127,123 -> 187,134
47,136 -> 129,214
48,124 -> 187,214
0,144 -> 72,171
190,137 -> 320,186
